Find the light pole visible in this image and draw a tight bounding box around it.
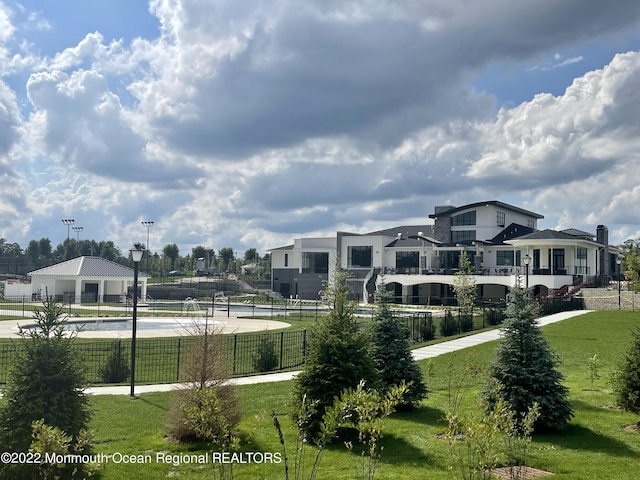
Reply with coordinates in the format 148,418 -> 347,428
61,219 -> 75,259
129,244 -> 145,398
617,256 -> 622,310
524,253 -> 530,289
72,226 -> 83,256
141,221 -> 154,275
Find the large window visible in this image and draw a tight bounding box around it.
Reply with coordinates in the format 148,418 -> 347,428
497,211 -> 505,227
348,246 -> 372,268
496,251 -> 514,266
553,248 -> 565,273
302,252 -> 329,274
576,247 -> 588,274
452,210 -> 476,226
451,230 -> 476,243
396,251 -> 419,269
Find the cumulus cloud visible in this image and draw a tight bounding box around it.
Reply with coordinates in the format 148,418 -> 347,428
2,0 -> 640,252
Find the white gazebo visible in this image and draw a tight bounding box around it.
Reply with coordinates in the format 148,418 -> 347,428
28,256 -> 149,304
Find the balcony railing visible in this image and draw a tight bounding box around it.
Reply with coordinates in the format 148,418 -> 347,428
380,266 -> 591,276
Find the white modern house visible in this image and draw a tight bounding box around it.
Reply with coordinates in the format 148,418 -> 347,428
27,256 -> 149,304
270,200 -> 619,304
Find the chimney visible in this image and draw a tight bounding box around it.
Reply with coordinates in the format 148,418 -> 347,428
596,225 -> 610,281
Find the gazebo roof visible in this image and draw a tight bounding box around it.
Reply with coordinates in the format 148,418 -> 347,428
28,256 -> 150,278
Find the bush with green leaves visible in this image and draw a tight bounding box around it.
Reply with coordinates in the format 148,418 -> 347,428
370,288 -> 427,409
482,287 -> 573,432
0,298 -> 93,480
440,310 -> 458,337
252,334 -> 279,372
486,307 -> 505,326
293,268 -> 378,437
100,340 -> 130,383
459,313 -> 474,332
613,326 -> 640,424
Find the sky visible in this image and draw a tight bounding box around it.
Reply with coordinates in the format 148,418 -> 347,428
1,0 -> 640,258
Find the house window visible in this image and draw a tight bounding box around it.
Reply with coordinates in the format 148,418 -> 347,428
284,253 -> 288,267
553,249 -> 565,273
452,211 -> 476,226
302,252 -> 329,274
396,251 -> 419,269
496,251 -> 514,266
451,230 -> 476,243
527,219 -> 535,228
576,247 -> 587,274
348,246 -> 372,268
497,211 -> 505,227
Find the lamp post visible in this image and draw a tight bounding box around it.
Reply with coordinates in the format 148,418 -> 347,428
72,226 -> 83,256
129,244 -> 145,398
141,221 -> 154,275
617,256 -> 622,310
61,219 -> 75,259
524,254 -> 531,289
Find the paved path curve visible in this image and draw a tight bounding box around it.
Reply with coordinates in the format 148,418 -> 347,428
85,310 -> 591,396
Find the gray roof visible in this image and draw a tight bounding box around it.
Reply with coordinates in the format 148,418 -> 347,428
560,228 -> 594,238
29,256 -> 149,278
511,229 -> 593,242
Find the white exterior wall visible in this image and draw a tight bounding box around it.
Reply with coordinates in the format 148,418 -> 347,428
341,235 -> 394,269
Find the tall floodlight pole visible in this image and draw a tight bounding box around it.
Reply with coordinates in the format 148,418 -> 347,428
72,226 -> 83,257
141,221 -> 154,275
129,244 -> 145,398
61,219 -> 75,259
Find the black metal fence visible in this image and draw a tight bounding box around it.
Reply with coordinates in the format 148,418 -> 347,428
0,295 -> 589,386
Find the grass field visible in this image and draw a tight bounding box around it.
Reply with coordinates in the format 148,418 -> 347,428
77,310 -> 640,479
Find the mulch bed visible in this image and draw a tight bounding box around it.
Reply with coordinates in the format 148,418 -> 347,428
490,466 -> 554,479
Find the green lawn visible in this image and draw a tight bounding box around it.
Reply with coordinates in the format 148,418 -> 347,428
80,310 -> 640,479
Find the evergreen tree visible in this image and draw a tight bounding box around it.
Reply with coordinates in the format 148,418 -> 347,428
614,326 -> 640,425
370,286 -> 427,409
293,268 -> 378,437
482,286 -> 573,432
0,298 -> 93,479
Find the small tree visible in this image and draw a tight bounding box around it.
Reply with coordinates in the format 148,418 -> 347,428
370,286 -> 427,409
165,317 -> 240,442
453,253 -> 477,325
100,340 -> 130,383
0,297 -> 94,480
482,286 -> 573,432
614,326 -> 640,426
293,267 -> 378,437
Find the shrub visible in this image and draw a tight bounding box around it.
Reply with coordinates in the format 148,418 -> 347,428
459,313 -> 474,333
420,317 -> 435,341
440,310 -> 458,337
100,340 -> 130,383
252,334 -> 279,372
486,307 -> 506,326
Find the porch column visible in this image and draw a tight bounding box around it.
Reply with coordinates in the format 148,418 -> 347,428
75,278 -> 82,304
98,279 -> 105,304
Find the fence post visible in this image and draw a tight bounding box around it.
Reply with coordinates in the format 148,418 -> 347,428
279,331 -> 285,370
302,329 -> 307,358
227,296 -> 230,318
233,334 -> 238,375
22,296 -> 26,317
176,338 -> 181,381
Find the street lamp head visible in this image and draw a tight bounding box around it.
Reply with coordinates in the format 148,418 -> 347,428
616,257 -> 622,265
524,254 -> 531,266
130,243 -> 145,263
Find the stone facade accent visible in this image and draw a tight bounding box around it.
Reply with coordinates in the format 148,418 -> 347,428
579,287 -> 639,310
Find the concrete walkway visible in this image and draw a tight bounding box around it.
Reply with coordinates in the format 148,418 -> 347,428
85,310 -> 591,396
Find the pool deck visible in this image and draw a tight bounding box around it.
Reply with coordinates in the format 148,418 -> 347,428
0,313 -> 291,339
